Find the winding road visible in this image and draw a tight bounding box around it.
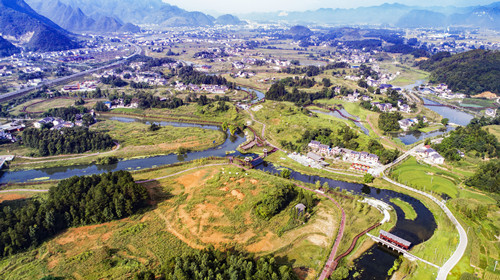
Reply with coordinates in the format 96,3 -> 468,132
377,143 -> 467,279
382,174 -> 467,279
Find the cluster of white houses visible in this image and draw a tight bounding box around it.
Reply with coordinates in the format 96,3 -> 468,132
62,80 -> 98,92
33,113 -> 95,130
174,82 -> 228,94
398,116 -> 428,131
414,145 -> 445,165
308,140 -> 380,166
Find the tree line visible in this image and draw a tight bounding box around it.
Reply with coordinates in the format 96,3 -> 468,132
465,160 -> 499,194
265,83 -> 332,106
174,66 -> 235,88
135,247 -> 297,280
0,171 -> 149,257
43,106 -> 87,121
22,127 -> 114,156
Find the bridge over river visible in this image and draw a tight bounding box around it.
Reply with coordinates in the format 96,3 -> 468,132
367,232 -> 440,269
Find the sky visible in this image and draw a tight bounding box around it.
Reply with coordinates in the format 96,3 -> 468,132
163,0 -> 497,14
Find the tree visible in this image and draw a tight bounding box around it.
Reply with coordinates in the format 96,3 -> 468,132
322,78 -> 331,87
441,118 -> 449,126
363,173 -> 375,183
95,101 -> 109,112
315,180 -> 321,190
221,121 -> 228,131
378,112 -> 403,132
281,169 -> 291,179
228,124 -> 237,135
149,123 -> 161,131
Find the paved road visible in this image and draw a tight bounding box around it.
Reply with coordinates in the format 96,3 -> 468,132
383,176 -> 467,280
380,144 -> 467,279
0,41 -> 142,102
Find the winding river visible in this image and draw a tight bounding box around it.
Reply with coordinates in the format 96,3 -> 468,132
0,88 -> 441,279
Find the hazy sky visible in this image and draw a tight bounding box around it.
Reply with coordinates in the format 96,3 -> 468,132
163,0 -> 497,14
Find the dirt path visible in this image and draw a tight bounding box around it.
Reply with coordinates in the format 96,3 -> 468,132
0,189 -> 49,193
135,163 -> 229,183
290,183 -> 345,280
366,115 -> 405,152
246,109 -> 281,151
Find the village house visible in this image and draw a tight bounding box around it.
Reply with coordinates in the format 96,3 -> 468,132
415,145 -> 445,165
485,108 -> 497,118
308,140 -> 321,150
398,119 -> 414,131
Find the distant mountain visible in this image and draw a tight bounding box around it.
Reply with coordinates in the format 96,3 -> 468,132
397,10 -> 447,28
215,14 -> 246,25
240,2 -> 500,30
25,0 -> 141,33
0,36 -> 20,57
242,3 -> 414,25
450,5 -> 500,30
0,0 -> 78,52
51,0 -> 243,27
286,25 -> 313,36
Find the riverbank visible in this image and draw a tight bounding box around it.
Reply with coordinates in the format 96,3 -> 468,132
7,119 -> 227,171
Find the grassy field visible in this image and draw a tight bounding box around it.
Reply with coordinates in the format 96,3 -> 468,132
93,119 -> 225,152
486,125 -> 500,141
0,164 -> 343,280
250,100 -> 372,152
109,102 -> 242,125
379,61 -> 429,87
418,124 -> 445,133
391,157 -> 463,199
388,157 -> 499,280
391,157 -> 496,204
448,198 -> 500,279
373,178 -> 458,280
459,98 -> 497,108
390,198 -> 417,220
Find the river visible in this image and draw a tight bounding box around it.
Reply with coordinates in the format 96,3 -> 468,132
0,114 -> 438,279
392,80 -> 475,145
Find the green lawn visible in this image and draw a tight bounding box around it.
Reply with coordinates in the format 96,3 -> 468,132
390,198 -> 417,220
251,101 -> 372,152
391,157 -> 460,199
390,156 -> 499,279
485,125 -> 500,141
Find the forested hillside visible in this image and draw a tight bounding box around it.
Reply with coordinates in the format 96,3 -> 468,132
0,171 -> 148,256
419,49 -> 500,95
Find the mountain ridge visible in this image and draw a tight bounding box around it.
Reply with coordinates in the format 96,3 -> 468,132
238,2 -> 500,30
25,0 -> 141,33
0,0 -> 79,52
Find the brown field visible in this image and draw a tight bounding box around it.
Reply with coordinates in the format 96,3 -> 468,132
0,165 -> 339,280
0,193 -> 32,203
